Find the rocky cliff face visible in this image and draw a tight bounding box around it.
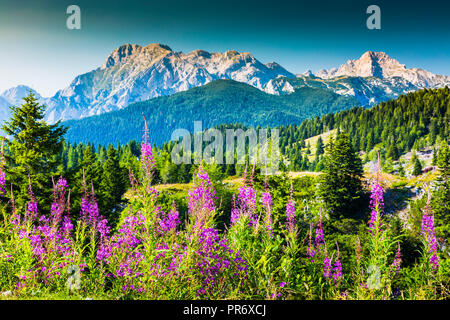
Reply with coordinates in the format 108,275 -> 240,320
42,43 -> 294,122
265,51 -> 450,106
315,51 -> 450,88
1,49 -> 449,125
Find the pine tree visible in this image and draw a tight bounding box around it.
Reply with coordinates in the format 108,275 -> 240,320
432,146 -> 438,166
410,151 -> 418,166
432,143 -> 449,238
99,145 -> 125,221
387,143 -> 399,160
398,162 -> 406,177
316,136 -> 324,156
412,157 -> 423,176
318,133 -> 364,219
2,93 -> 67,208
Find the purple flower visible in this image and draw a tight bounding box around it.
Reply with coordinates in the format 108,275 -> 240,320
233,185 -> 258,228
141,142 -> 155,178
156,204 -> 180,235
323,257 -> 332,279
0,169 -> 5,196
56,177 -> 68,193
306,246 -> 316,263
262,191 -> 273,236
315,222 -> 325,246
392,243 -> 402,274
188,166 -> 216,229
286,200 -> 296,234
332,258 -> 343,286
369,182 -> 384,235
421,207 -> 439,271
194,227 -> 248,297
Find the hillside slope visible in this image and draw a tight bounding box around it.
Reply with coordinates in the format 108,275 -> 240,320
63,79 -> 359,145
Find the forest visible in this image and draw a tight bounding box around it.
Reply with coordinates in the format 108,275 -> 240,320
0,87 -> 448,299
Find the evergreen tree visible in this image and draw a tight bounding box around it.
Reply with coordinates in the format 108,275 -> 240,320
432,146 -> 438,166
397,162 -> 406,177
432,143 -> 449,238
387,143 -> 399,160
410,151 -> 418,166
99,145 -> 125,222
316,136 -> 325,156
2,93 -> 67,208
412,157 -> 423,176
318,133 -> 364,219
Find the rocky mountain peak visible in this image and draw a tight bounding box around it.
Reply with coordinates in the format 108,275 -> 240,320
314,51 -> 450,89
101,43 -> 173,69
1,85 -> 41,104
317,51 -> 406,79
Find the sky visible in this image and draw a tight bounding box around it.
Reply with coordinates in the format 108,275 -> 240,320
0,0 -> 449,97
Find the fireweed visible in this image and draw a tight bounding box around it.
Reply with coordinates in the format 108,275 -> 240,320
285,180 -> 297,237
0,127 -> 447,299
421,190 -> 439,272
363,174 -> 400,298
303,212 -> 346,297
188,165 -> 217,230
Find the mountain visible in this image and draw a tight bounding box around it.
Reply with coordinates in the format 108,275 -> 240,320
0,85 -> 43,126
264,51 -> 450,107
63,79 -> 359,146
264,74 -> 419,106
2,48 -> 449,126
44,43 -> 294,123
1,85 -> 42,105
315,51 -> 450,88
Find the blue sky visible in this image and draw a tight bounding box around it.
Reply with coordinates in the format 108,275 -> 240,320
0,0 -> 449,97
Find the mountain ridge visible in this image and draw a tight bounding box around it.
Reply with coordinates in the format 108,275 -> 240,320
1,47 -> 449,126
63,79 -> 360,146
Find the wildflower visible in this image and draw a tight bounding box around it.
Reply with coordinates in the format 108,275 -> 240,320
0,137 -> 5,196
0,169 -> 5,196
392,243 -> 402,274
230,194 -> 240,226
306,224 -> 316,263
332,258 -> 343,286
306,246 -> 316,263
262,191 -> 273,236
194,227 -> 248,297
237,185 -> 257,227
323,257 -> 332,279
315,221 -> 325,246
332,244 -> 343,286
188,166 -> 216,229
25,177 -> 38,221
369,182 -> 384,235
141,114 -> 155,179
141,142 -> 155,177
286,181 -> 296,235
157,202 -> 180,235
421,189 -> 439,271
55,177 -> 68,193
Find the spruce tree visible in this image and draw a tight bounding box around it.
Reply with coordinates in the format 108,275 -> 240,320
318,133 -> 364,219
412,157 -> 423,176
387,143 -> 399,160
432,143 -> 449,238
316,136 -> 324,156
432,146 -> 438,166
2,93 -> 67,208
100,145 -> 125,221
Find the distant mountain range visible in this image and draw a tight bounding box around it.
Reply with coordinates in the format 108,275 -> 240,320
1,45 -> 449,128
63,79 -> 359,146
